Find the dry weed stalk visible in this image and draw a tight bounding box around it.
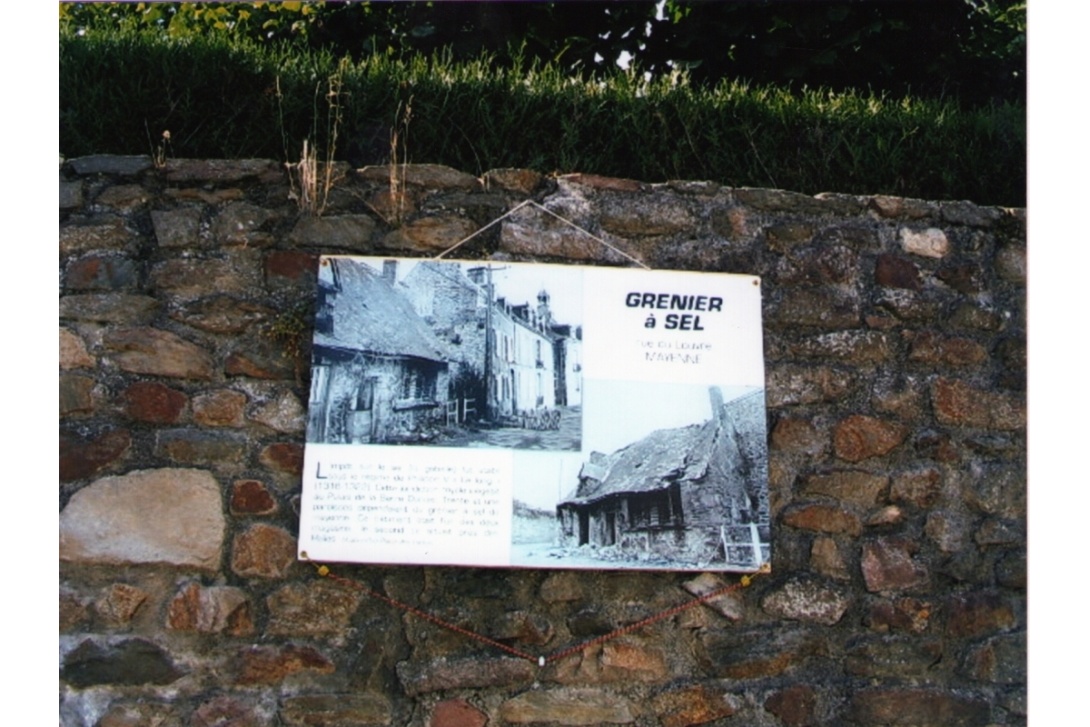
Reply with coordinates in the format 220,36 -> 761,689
388,96 -> 413,225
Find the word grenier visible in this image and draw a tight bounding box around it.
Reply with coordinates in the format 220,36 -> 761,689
626,292 -> 724,331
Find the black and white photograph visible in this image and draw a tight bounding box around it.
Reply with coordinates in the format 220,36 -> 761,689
307,256 -> 584,451
510,381 -> 770,571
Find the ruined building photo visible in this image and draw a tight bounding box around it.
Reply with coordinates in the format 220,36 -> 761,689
557,387 -> 770,568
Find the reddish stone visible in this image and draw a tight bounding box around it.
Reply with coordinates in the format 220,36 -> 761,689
553,640 -> 668,684
279,694 -> 391,726
861,538 -> 929,593
397,655 -> 535,696
891,468 -> 943,508
60,590 -> 90,632
155,429 -> 247,467
764,685 -> 816,727
959,632 -> 1026,684
65,254 -> 136,290
907,331 -> 988,366
230,479 -> 278,515
191,695 -> 259,727
937,260 -> 983,293
121,381 -> 187,423
915,430 -> 960,463
874,253 -> 922,290
560,172 -> 644,192
225,350 -> 292,380
770,288 -> 861,328
260,442 -> 305,476
193,388 -> 247,427
95,583 -> 148,626
810,537 -> 850,581
266,581 -> 362,637
265,250 -> 317,284
771,417 -> 825,455
864,597 -> 933,634
236,644 -> 335,685
231,523 -> 297,579
802,470 -> 888,507
849,687 -> 988,726
431,699 -> 488,727
834,415 -> 907,462
766,365 -> 857,407
945,591 -> 1016,639
782,503 -> 862,536
652,684 -> 737,727
167,582 -> 253,635
60,429 -> 131,482
931,377 -> 1025,430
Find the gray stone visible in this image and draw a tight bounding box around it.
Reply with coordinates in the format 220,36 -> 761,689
59,294 -> 160,324
359,163 -> 481,190
289,214 -> 377,249
155,429 -> 248,468
59,467 -> 225,570
151,207 -> 203,248
68,155 -> 153,176
382,215 -> 478,253
164,158 -> 281,183
250,391 -> 307,433
212,202 -> 276,246
682,572 -> 745,621
60,215 -> 134,256
266,581 -> 362,636
761,578 -> 851,625
61,638 -> 183,688
398,655 -> 535,696
60,180 -> 83,209
151,253 -> 263,300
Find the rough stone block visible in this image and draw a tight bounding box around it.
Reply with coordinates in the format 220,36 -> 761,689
59,293 -> 159,324
764,685 -> 817,727
769,288 -> 861,328
236,644 -> 335,685
151,254 -> 263,300
430,699 -> 488,727
156,429 -> 247,467
61,638 -> 184,688
875,253 -> 922,290
931,378 -> 1025,430
848,687 -> 989,726
60,373 -> 96,417
94,583 -> 149,626
907,331 -> 988,366
60,429 -> 131,482
802,470 -> 888,507
864,597 -> 932,634
279,694 -> 392,727
251,390 -> 307,433
60,215 -> 134,256
697,628 -> 825,679
230,479 -> 279,516
289,214 -> 378,250
60,180 -> 83,209
810,537 -> 851,581
193,389 -> 247,428
266,581 -> 362,637
231,523 -> 297,579
151,207 -> 203,248
171,295 -> 273,334
761,578 -> 852,625
260,442 -> 305,477
68,155 -> 152,176
782,503 -> 862,536
766,365 -> 856,407
65,253 -> 138,291
900,227 -> 950,258
397,656 -> 535,696
944,591 -> 1016,639
552,640 -> 668,684
104,327 -> 215,379
498,688 -> 636,725
891,468 -> 943,508
483,168 -> 544,194
653,684 -> 737,727
383,215 -> 478,253
861,537 -> 929,593
60,468 -> 225,569
833,415 -> 907,462
167,582 -> 252,635
682,572 -> 745,621
164,158 -> 281,183
121,381 -> 188,423
60,327 -> 95,369
845,636 -> 944,678
359,163 -> 481,190
211,202 -> 276,246
959,632 -> 1026,684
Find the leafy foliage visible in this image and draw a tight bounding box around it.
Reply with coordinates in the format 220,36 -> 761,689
60,26 -> 1025,206
60,0 -> 1025,103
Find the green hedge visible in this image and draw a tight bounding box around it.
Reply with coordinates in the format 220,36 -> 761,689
60,29 -> 1025,206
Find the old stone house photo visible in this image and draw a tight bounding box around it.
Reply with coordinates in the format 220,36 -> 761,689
307,257 -> 583,449
556,386 -> 769,568
308,257 -> 451,444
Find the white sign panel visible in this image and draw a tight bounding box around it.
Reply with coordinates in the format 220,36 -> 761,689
299,256 -> 769,572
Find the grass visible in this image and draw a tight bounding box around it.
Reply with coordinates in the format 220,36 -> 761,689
60,27 -> 1025,206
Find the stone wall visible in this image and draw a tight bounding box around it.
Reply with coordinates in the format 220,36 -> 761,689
59,156 -> 1026,726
